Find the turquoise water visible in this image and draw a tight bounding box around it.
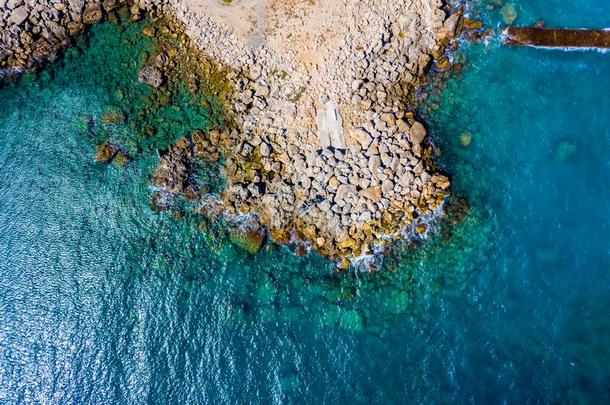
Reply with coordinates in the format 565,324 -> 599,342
1,1 -> 609,403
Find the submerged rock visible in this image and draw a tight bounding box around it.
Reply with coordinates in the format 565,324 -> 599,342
339,310 -> 364,332
255,275 -> 277,304
387,291 -> 410,314
555,140 -> 577,162
102,106 -> 125,124
445,196 -> 470,225
111,150 -> 130,167
460,131 -> 472,147
151,192 -> 172,212
500,4 -> 518,25
152,138 -> 192,195
229,222 -> 266,254
94,142 -> 116,163
95,142 -> 130,167
138,65 -> 164,88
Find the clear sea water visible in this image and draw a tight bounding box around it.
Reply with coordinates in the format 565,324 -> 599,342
1,1 -> 609,403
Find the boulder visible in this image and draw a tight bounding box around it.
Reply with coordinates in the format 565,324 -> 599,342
68,0 -> 84,13
409,121 -> 426,145
368,155 -> 381,173
9,6 -> 29,26
360,186 -> 382,202
152,139 -> 192,195
83,4 -> 102,25
335,184 -> 356,203
501,4 -> 518,25
339,310 -> 364,332
229,224 -> 266,254
327,176 -> 339,190
396,119 -> 409,132
138,65 -> 164,88
460,131 -> 472,147
111,151 -> 130,167
102,0 -> 117,12
259,141 -> 272,156
94,142 -> 116,163
6,0 -> 22,10
46,21 -> 68,42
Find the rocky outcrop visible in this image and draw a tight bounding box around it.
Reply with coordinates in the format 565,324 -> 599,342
2,0 -> 98,76
164,0 -> 459,260
138,64 -> 163,87
2,0 -> 463,266
151,137 -> 198,199
0,0 -> 173,79
94,141 -> 130,166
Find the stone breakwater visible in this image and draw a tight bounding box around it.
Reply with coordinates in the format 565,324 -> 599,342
1,0 -> 462,265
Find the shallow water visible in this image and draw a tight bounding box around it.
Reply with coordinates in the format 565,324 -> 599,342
1,1 -> 609,403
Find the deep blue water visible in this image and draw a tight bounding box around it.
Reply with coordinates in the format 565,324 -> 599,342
1,1 -> 609,403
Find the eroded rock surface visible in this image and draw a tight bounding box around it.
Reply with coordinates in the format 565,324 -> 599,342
168,0 -> 457,259
1,0 -> 461,262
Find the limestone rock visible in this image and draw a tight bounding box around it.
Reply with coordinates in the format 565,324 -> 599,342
83,3 -> 102,25
410,121 -> 427,145
9,6 -> 29,26
152,139 -> 192,195
138,65 -> 164,88
360,186 -> 382,202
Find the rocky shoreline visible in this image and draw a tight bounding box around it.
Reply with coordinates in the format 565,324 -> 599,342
1,0 -> 467,268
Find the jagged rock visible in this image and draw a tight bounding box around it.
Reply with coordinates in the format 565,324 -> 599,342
328,176 -> 339,190
368,155 -> 381,174
396,119 -> 409,132
335,184 -> 356,203
138,65 -> 164,88
155,52 -> 169,67
254,83 -> 270,98
102,0 -> 117,12
432,174 -> 450,190
259,141 -> 272,156
82,4 -> 102,25
380,152 -> 391,167
409,121 -> 427,145
46,21 -> 68,42
152,138 -> 192,195
381,179 -> 394,195
112,150 -> 130,167
68,0 -> 84,13
360,186 -> 381,202
67,21 -> 83,36
94,142 -> 116,163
